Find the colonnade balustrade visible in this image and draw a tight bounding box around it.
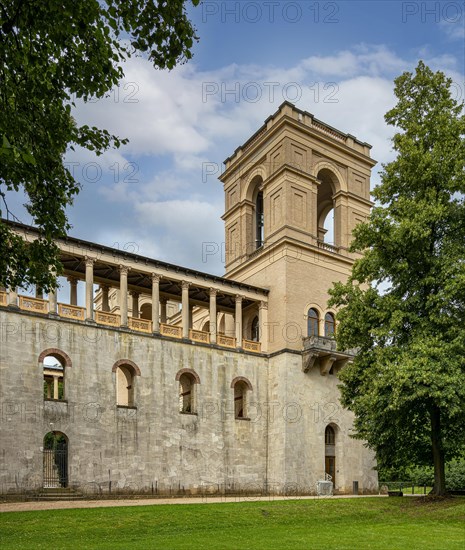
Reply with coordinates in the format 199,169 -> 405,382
0,262 -> 268,354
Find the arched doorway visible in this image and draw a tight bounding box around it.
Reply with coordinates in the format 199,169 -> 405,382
140,303 -> 152,320
251,316 -> 259,341
325,425 -> 336,486
43,432 -> 68,488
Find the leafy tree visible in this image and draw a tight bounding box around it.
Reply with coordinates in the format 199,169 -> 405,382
329,61 -> 465,496
445,458 -> 465,491
0,0 -> 199,291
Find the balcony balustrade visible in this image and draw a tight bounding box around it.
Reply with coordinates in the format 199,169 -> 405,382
217,334 -> 236,349
242,339 -> 261,353
58,303 -> 85,321
19,295 -> 48,314
95,310 -> 120,327
189,329 -> 210,344
129,317 -> 152,333
160,323 -> 182,339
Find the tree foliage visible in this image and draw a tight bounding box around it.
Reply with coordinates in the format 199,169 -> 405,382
329,61 -> 465,495
0,0 -> 199,290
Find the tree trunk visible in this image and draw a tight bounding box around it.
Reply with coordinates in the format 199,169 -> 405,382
430,405 -> 447,496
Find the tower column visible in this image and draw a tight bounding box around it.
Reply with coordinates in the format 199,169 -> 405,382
333,193 -> 349,249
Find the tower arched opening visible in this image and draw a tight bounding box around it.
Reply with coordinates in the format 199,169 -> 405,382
316,168 -> 339,246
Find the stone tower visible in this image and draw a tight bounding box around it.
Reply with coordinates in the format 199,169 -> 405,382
221,101 -> 376,353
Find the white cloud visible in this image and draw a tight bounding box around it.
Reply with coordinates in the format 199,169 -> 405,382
134,200 -> 224,271
300,45 -> 407,78
439,19 -> 465,40
66,44 -> 460,272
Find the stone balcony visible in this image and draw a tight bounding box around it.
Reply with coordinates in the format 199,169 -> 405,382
302,336 -> 356,375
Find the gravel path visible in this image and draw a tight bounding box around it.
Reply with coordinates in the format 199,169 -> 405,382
0,493 -> 385,513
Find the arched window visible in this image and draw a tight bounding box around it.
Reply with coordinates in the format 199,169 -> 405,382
234,381 -> 246,418
325,425 -> 335,445
231,377 -> 253,420
255,190 -> 264,248
43,356 -> 65,400
324,313 -> 335,337
251,316 -> 259,342
112,360 -> 141,408
116,366 -> 135,407
39,349 -> 72,401
177,370 -> 200,414
307,308 -> 319,337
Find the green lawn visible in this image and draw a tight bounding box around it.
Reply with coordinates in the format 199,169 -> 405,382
1,497 -> 464,549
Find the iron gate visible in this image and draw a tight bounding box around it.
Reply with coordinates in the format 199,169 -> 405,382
43,447 -> 68,488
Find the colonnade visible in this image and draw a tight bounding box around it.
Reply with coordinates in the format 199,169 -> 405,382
3,258 -> 268,353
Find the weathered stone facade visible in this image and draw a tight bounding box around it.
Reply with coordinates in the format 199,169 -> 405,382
0,102 -> 378,497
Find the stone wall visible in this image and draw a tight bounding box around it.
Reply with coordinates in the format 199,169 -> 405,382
267,352 -> 378,494
0,309 -> 377,497
0,310 -> 268,496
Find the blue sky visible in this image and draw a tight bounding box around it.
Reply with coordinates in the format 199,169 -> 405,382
7,1 -> 465,276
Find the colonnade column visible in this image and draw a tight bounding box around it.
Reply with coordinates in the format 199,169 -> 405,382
8,286 -> 18,307
101,285 -> 110,312
85,257 -> 94,321
259,301 -> 268,353
209,288 -> 217,344
182,281 -> 190,339
130,291 -> 140,319
160,297 -> 167,324
68,277 -> 78,306
188,306 -> 193,331
119,265 -> 129,326
235,295 -> 243,348
48,285 -> 57,315
151,274 -> 160,333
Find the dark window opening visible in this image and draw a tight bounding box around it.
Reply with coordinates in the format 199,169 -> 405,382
325,313 -> 335,337
256,191 -> 264,248
307,308 -> 319,337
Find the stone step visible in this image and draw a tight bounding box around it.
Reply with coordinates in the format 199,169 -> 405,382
26,488 -> 85,501
26,495 -> 86,501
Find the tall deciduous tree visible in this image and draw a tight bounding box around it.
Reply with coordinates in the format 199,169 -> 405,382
329,61 -> 465,496
0,0 -> 199,290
